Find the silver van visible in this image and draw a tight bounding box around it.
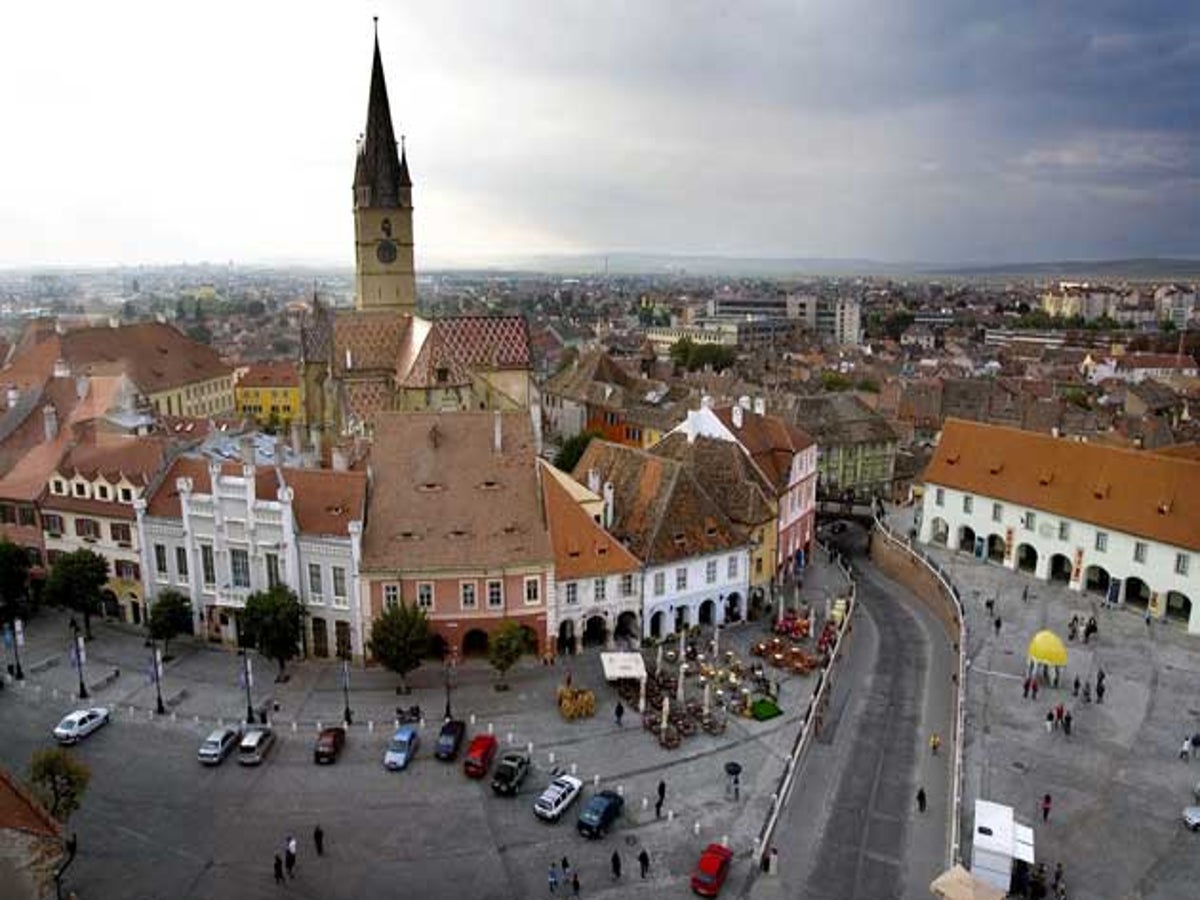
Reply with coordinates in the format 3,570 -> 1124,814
237,727 -> 275,765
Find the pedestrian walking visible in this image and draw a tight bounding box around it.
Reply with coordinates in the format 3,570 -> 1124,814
1031,679 -> 1039,701
1097,668 -> 1106,687
1022,585 -> 1029,603
285,847 -> 296,878
313,825 -> 324,856
1063,710 -> 1072,736
615,701 -> 624,727
1073,676 -> 1080,697
994,616 -> 1002,636
549,863 -> 559,893
274,855 -> 284,885
561,856 -> 570,881
611,850 -> 622,880
1181,738 -> 1192,761
1082,680 -> 1091,703
1096,681 -> 1105,704
1023,677 -> 1031,699
571,872 -> 580,897
916,787 -> 927,813
1055,704 -> 1064,726
985,597 -> 995,617
1042,793 -> 1052,822
1053,861 -> 1063,891
930,732 -> 941,755
656,780 -> 666,818
638,849 -> 650,879
1046,710 -> 1054,733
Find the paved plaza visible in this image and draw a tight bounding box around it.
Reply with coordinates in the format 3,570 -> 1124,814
1,559 -> 851,899
889,504 -> 1200,900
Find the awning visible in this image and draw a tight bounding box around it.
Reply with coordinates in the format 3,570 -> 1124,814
600,652 -> 647,681
930,864 -> 1007,900
1027,629 -> 1068,666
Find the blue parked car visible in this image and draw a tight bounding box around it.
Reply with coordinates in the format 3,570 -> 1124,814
577,790 -> 624,838
384,725 -> 419,770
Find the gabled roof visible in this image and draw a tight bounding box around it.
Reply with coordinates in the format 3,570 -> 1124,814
353,30 -> 406,209
651,434 -> 775,527
924,418 -> 1200,551
145,457 -> 282,519
573,439 -> 745,565
711,405 -> 813,494
540,461 -> 640,580
543,350 -> 637,402
333,310 -> 410,374
361,412 -> 551,571
399,317 -> 531,388
237,360 -> 300,389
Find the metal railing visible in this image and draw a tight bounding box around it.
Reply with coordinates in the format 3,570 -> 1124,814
872,512 -> 967,867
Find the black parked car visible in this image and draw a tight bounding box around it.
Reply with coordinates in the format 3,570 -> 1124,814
434,719 -> 466,761
577,790 -> 624,838
491,751 -> 531,796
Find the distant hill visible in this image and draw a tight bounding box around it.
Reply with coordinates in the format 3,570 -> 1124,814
924,258 -> 1200,280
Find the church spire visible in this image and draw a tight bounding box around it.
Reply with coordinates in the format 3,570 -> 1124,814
353,20 -> 406,209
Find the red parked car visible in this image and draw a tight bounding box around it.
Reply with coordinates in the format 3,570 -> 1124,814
463,734 -> 498,778
690,843 -> 733,896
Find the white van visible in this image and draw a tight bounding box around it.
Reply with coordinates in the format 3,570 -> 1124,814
237,727 -> 275,765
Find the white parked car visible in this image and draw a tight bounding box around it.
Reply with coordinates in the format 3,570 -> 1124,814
1184,806 -> 1200,832
53,708 -> 110,744
533,775 -> 583,822
197,727 -> 242,766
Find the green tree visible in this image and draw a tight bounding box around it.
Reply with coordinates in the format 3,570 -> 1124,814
554,430 -> 601,473
148,590 -> 192,660
242,585 -> 305,677
29,748 -> 91,822
185,323 -> 213,345
367,601 -> 431,693
488,620 -> 527,689
0,539 -> 31,622
669,337 -> 696,370
821,371 -> 854,392
43,549 -> 109,639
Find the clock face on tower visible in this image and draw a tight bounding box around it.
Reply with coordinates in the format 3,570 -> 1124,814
376,240 -> 398,265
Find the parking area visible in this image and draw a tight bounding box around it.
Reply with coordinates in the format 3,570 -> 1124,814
1,560 -> 849,899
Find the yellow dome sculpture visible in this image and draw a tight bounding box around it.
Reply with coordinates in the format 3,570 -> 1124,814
1027,630 -> 1068,666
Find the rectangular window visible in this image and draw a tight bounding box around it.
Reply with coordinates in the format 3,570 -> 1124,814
176,546 -> 188,580
728,555 -> 739,579
935,487 -> 944,507
75,518 -> 100,540
992,502 -> 1002,522
120,487 -> 132,502
565,582 -> 578,605
706,560 -> 718,584
384,584 -> 399,609
461,582 -> 477,609
1058,521 -> 1070,541
111,523 -> 132,545
266,553 -> 280,589
1176,554 -> 1190,576
962,495 -> 973,514
332,566 -> 347,599
675,567 -> 687,591
487,580 -> 503,608
524,576 -> 540,605
201,545 -> 215,585
594,578 -> 606,602
43,513 -> 64,535
73,483 -> 87,498
417,583 -> 433,609
96,485 -> 109,500
115,560 -> 139,581
620,573 -> 634,597
653,572 -> 665,596
1095,531 -> 1108,552
1133,542 -> 1147,564
154,544 -> 168,577
18,506 -> 35,526
1023,512 -> 1036,531
308,563 -> 322,599
230,549 -> 250,589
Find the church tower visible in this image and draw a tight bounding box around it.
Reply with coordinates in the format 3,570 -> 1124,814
353,23 -> 416,315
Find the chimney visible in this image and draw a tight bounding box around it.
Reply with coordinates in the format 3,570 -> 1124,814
240,436 -> 255,466
701,395 -> 714,410
753,396 -> 766,416
54,320 -> 65,335
53,358 -> 70,378
738,395 -> 751,411
587,468 -> 601,494
332,446 -> 349,471
43,404 -> 58,441
273,437 -> 287,466
291,420 -> 304,457
5,386 -> 18,408
732,405 -> 744,429
602,481 -> 615,529
493,409 -> 503,454
108,317 -> 119,329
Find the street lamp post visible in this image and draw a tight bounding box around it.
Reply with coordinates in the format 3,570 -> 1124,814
73,635 -> 88,700
5,618 -> 24,680
443,654 -> 455,721
240,650 -> 255,724
340,655 -> 353,725
151,642 -> 165,715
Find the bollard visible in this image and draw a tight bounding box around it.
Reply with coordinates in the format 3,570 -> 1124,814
549,751 -> 556,766
292,721 -> 298,733
419,718 -> 426,729
617,785 -> 624,797
194,715 -> 200,724
394,719 -> 400,730
148,708 -> 154,719
218,717 -> 224,728
51,688 -> 59,699
570,762 -> 577,776
642,797 -> 649,811
593,774 -> 600,789
171,712 -> 177,723
506,732 -> 513,744
721,834 -> 728,847
470,713 -> 476,725
527,741 -> 534,756
317,721 -> 322,732
368,721 -> 375,733
667,810 -> 674,823
693,821 -> 700,836
488,722 -> 494,735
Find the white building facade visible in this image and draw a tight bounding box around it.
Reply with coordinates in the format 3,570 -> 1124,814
642,548 -> 751,639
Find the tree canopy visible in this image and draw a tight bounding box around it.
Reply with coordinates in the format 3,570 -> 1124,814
488,620 -> 528,687
43,549 -> 109,639
554,429 -> 601,473
367,601 -> 431,692
148,590 -> 192,659
0,539 -> 31,621
669,338 -> 736,373
242,585 -> 305,676
29,747 -> 91,822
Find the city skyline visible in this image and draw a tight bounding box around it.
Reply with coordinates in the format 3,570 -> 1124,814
0,0 -> 1196,269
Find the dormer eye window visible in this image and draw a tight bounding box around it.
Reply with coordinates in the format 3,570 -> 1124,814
73,483 -> 87,498
51,479 -> 65,495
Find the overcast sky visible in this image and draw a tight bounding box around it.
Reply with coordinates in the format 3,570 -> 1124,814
1,0 -> 1197,269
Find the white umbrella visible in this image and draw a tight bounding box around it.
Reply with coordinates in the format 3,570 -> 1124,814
713,620 -> 721,659
655,643 -> 664,677
703,681 -> 712,718
677,663 -> 686,704
638,676 -> 647,713
661,697 -> 670,733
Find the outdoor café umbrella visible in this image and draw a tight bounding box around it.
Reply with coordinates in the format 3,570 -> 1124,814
1026,630 -> 1068,667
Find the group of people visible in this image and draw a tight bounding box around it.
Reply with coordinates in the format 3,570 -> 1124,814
1072,670 -> 1105,704
272,827 -> 324,884
1067,615 -> 1098,644
1044,704 -> 1074,737
548,849 -> 653,894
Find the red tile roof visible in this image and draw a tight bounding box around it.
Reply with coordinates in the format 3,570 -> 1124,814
540,462 -> 640,579
711,405 -> 813,495
237,360 -> 300,389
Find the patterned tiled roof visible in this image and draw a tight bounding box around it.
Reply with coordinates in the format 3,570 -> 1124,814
342,378 -> 395,424
398,316 -> 531,389
332,311 -> 410,374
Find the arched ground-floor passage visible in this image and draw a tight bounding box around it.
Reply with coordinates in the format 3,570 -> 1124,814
986,534 -> 1006,563
1165,591 -> 1192,623
724,592 -> 743,623
462,628 -> 489,657
698,599 -> 716,626
674,606 -> 689,634
1124,576 -> 1151,611
1049,554 -> 1072,583
1084,565 -> 1110,595
615,611 -> 639,639
428,634 -> 449,660
518,625 -> 540,654
102,589 -> 120,618
129,597 -> 142,625
930,517 -> 949,546
1016,543 -> 1038,574
958,525 -> 976,554
582,615 -> 607,648
649,610 -> 665,639
557,620 -> 576,655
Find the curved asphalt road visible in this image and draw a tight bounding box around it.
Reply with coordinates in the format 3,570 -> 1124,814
758,525 -> 953,900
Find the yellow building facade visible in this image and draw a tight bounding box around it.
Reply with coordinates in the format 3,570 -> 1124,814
235,362 -> 303,427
